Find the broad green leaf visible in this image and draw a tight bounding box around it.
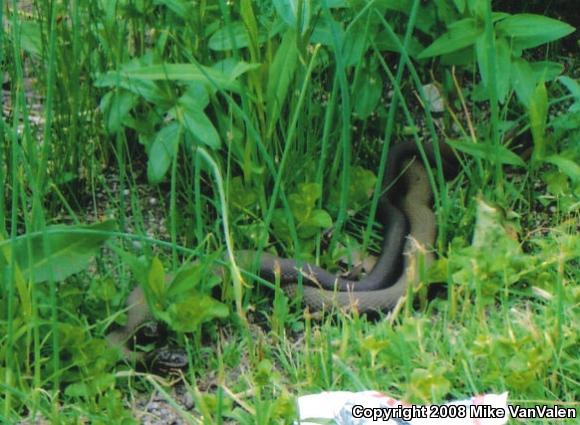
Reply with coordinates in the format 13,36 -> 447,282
348,166 -> 377,208
510,58 -> 536,106
112,250 -> 150,287
298,209 -> 332,239
168,294 -> 229,332
304,210 -> 332,228
328,165 -> 376,214
379,0 -> 439,34
325,0 -> 348,6
100,63 -> 253,92
510,60 -> 563,108
99,89 -> 136,133
376,0 -> 412,14
466,0 -> 487,19
3,20 -> 42,56
240,0 -> 259,52
494,38 -> 512,103
446,139 -> 526,167
172,84 -> 218,150
95,73 -> 168,105
271,209 -> 292,245
418,18 -> 482,58
288,193 -> 311,223
298,183 -> 322,207
147,122 -> 181,183
408,367 -> 452,401
273,0 -> 310,34
310,14 -> 344,46
19,21 -> 43,56
413,3 -> 438,34
65,373 -> 115,398
267,30 -> 299,134
287,183 -> 323,226
353,68 -> 383,119
453,0 -> 465,13
440,46 -> 475,66
209,22 -> 253,51
544,170 -> 569,196
177,102 -> 221,149
237,223 -> 269,246
430,0 -> 457,28
167,258 -> 221,298
213,59 -> 261,81
475,36 -> 512,103
154,0 -> 191,17
375,31 -> 424,57
544,155 -> 580,183
496,14 -> 575,51
229,176 -> 258,210
90,277 -> 117,302
528,81 -> 548,163
343,21 -> 369,66
558,76 -> 580,100
180,83 -> 209,109
147,256 -> 167,309
529,61 -> 563,82
0,221 -> 116,283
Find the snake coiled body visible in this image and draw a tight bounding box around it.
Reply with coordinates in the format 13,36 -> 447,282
283,159 -> 434,312
234,141 -> 456,311
108,141 -> 456,361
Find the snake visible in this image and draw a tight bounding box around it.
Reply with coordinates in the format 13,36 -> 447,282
107,141 -> 456,364
238,141 -> 457,297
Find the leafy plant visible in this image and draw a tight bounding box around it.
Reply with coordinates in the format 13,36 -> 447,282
0,220 -> 116,284
0,221 -> 117,413
97,56 -> 258,183
272,182 -> 333,256
531,77 -> 580,209
416,3 -> 575,105
122,254 -> 229,333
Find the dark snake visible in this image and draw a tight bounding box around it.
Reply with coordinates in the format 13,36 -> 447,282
107,141 -> 457,363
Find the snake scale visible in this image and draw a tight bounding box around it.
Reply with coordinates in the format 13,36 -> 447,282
107,141 -> 457,362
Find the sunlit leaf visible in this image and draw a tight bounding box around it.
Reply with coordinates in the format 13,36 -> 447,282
418,18 -> 482,58
147,256 -> 167,303
147,122 -> 181,183
342,21 -> 369,66
510,58 -> 536,106
187,110 -> 221,149
558,76 -> 580,100
528,81 -> 548,163
168,294 -> 229,332
99,63 -> 256,93
496,14 -> 575,51
267,30 -> 299,134
208,22 -> 252,51
304,210 -> 332,228
446,139 -> 526,167
0,221 -> 116,283
154,0 -> 191,16
273,0 -> 310,34
353,67 -> 383,119
544,155 -> 580,183
100,89 -> 137,134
